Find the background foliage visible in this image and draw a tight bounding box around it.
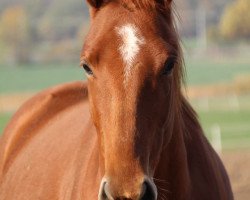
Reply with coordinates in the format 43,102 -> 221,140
0,0 -> 245,65
220,0 -> 250,40
0,0 -> 88,65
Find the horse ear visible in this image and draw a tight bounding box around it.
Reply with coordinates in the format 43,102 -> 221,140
86,0 -> 105,8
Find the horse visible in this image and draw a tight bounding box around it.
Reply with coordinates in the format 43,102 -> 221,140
0,0 -> 233,199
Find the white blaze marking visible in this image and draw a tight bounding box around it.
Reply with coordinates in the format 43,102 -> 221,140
117,24 -> 145,84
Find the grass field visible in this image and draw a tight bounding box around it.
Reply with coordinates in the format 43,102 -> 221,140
0,63 -> 85,94
191,95 -> 250,150
0,113 -> 12,133
1,58 -> 250,93
185,59 -> 250,85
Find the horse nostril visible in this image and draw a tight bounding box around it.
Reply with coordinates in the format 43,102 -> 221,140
140,181 -> 157,200
99,181 -> 112,200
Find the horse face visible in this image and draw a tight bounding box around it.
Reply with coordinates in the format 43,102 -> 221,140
82,1 -> 179,199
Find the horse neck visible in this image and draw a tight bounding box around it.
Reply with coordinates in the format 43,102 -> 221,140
154,95 -> 232,199
153,96 -> 198,199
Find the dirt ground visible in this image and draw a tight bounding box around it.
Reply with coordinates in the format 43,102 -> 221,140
0,93 -> 33,113
222,150 -> 250,200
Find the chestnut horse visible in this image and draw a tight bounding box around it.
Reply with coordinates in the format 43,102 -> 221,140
0,0 -> 233,200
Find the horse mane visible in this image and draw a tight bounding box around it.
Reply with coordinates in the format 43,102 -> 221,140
119,0 -> 175,10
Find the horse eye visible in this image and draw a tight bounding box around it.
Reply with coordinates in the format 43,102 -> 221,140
162,57 -> 175,75
82,63 -> 93,75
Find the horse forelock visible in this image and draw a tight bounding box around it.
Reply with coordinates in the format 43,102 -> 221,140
118,0 -> 172,10
120,0 -> 156,9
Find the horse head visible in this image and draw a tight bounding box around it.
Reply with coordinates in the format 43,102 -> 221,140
81,1 -> 182,199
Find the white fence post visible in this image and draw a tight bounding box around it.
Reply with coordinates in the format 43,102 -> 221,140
211,124 -> 222,155
228,94 -> 239,110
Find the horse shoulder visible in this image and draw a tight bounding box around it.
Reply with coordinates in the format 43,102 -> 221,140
0,82 -> 89,175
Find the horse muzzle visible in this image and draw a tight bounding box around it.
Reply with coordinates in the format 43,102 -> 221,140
98,177 -> 157,200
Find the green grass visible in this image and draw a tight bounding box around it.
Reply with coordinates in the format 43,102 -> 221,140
185,59 -> 250,85
0,64 -> 85,94
192,95 -> 250,150
199,110 -> 250,149
0,112 -> 12,134
1,58 -> 250,93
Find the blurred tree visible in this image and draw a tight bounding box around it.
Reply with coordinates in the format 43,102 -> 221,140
220,0 -> 250,40
0,0 -> 238,64
175,0 -> 233,38
38,0 -> 87,41
0,6 -> 31,64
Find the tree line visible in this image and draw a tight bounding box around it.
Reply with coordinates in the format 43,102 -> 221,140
0,0 -> 249,65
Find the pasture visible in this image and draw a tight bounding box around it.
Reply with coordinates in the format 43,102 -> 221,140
1,58 -> 250,93
0,112 -> 11,133
0,63 -> 84,94
192,95 -> 250,150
